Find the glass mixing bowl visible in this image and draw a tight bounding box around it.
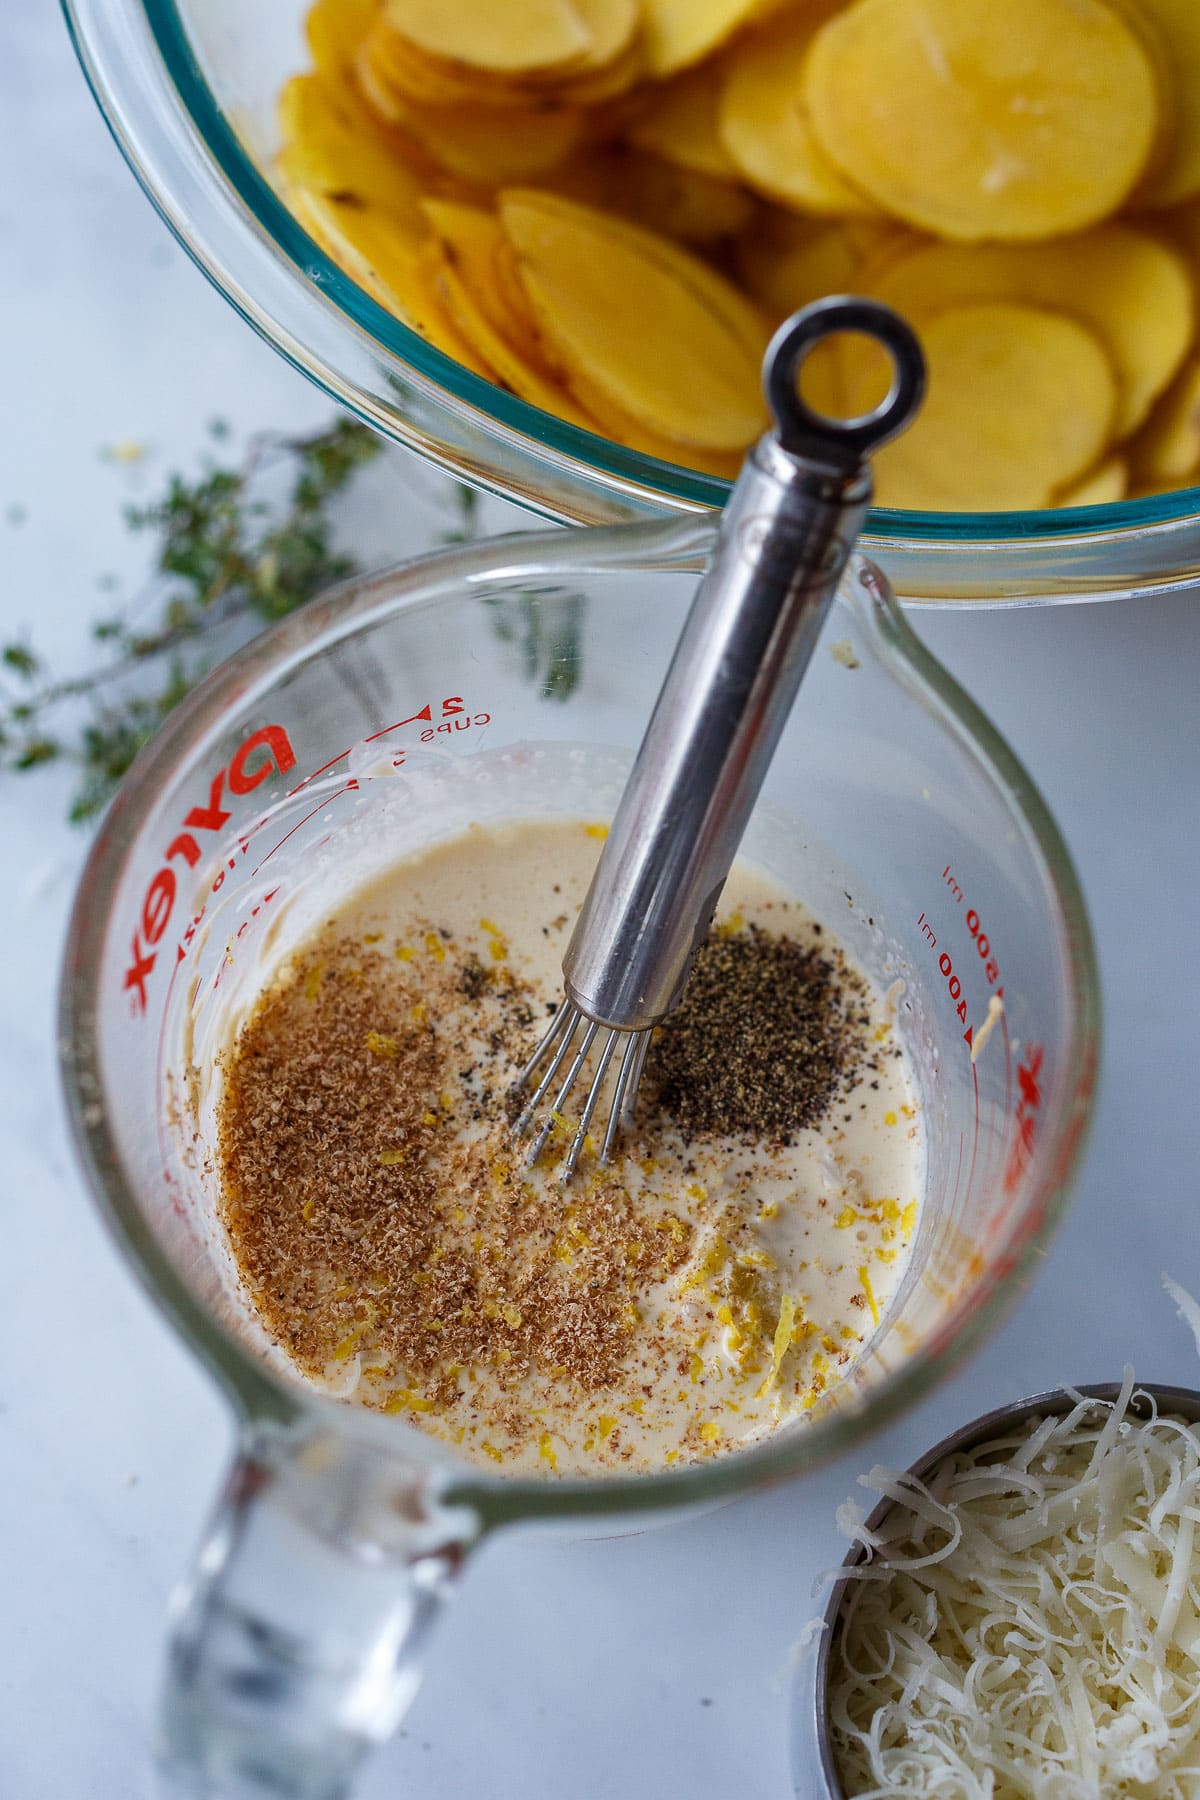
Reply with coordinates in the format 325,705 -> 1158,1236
63,0 -> 1200,604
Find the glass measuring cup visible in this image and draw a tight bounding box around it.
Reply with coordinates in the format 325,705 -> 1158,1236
59,519 -> 1099,1799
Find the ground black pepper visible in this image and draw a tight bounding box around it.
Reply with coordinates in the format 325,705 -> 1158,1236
642,923 -> 874,1143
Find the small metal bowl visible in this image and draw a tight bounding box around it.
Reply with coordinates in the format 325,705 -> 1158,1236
792,1381 -> 1200,1798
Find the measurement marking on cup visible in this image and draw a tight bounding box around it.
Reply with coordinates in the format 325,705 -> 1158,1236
917,876 -> 1005,1054
919,862 -> 1016,1207
123,698 -> 497,1020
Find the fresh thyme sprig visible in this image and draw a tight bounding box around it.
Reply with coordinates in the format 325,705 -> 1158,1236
1,414 -> 585,825
1,417 -> 395,822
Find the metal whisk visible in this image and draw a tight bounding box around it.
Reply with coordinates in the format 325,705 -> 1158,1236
511,297 -> 926,1178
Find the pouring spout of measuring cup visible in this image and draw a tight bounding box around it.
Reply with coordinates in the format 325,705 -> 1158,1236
158,1417 -> 478,1800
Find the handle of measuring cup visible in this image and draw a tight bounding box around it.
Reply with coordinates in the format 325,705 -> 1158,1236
157,1419 -> 478,1800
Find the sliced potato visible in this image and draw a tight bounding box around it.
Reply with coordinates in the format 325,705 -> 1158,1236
560,0 -> 642,80
1052,455 -> 1128,507
734,221 -> 866,416
853,303 -> 1118,511
373,90 -> 586,184
429,253 -> 601,423
306,0 -> 378,106
285,185 -> 486,372
806,0 -> 1160,241
420,198 -> 582,414
499,189 -> 767,449
718,5 -> 874,217
627,64 -> 738,181
371,0 -> 638,103
563,368 -> 746,474
1164,193 -> 1200,262
1134,0 -> 1200,206
363,24 -> 533,108
551,146 -> 755,241
1129,356 -> 1200,484
363,24 -> 521,107
639,0 -> 774,77
736,221 -> 860,318
734,218 -> 916,421
491,230 -> 557,356
379,0 -> 592,75
277,75 -> 429,226
869,227 -> 1194,438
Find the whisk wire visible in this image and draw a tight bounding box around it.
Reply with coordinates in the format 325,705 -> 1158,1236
510,1000 -> 651,1177
562,1027 -> 621,1179
511,1003 -> 579,1138
524,1011 -> 599,1166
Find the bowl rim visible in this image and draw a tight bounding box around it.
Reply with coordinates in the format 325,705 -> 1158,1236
810,1377 -> 1200,1798
61,0 -> 1200,603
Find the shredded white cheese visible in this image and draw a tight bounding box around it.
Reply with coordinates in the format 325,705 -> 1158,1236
1164,1274 -> 1200,1364
829,1366 -> 1200,1797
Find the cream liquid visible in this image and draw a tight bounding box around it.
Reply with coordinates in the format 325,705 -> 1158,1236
218,818 -> 923,1476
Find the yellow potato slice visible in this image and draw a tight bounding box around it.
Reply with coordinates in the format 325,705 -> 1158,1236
468,0 -> 640,88
306,0 -> 378,108
362,25 -> 501,107
419,198 -> 590,420
429,250 -> 601,423
869,227 -> 1194,438
736,217 -> 912,317
639,0 -> 777,77
365,3 -> 640,108
560,369 -> 746,475
277,75 -> 429,227
852,303 -> 1117,511
627,64 -> 738,181
1165,192 -> 1200,260
380,0 -> 592,75
718,5 -> 874,217
806,0 -> 1160,241
363,24 -> 537,109
1130,356 -> 1200,484
567,184 -> 773,359
737,221 -> 859,319
499,189 -> 767,449
735,221 -> 860,416
733,217 -> 916,415
1052,455 -> 1128,507
554,0 -> 641,80
372,87 -> 585,184
474,208 -> 744,471
491,232 -> 557,357
551,146 -> 755,242
284,185 -> 486,372
1134,0 -> 1200,206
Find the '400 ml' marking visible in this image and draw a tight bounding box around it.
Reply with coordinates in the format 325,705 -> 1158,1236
916,864 -> 1004,1052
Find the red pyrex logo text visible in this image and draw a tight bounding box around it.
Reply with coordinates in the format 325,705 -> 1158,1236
124,725 -> 296,1015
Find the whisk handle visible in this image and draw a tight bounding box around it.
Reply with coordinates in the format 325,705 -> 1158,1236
563,299 -> 924,1032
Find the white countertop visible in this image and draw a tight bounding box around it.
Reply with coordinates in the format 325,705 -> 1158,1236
4,10 -> 1200,1798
